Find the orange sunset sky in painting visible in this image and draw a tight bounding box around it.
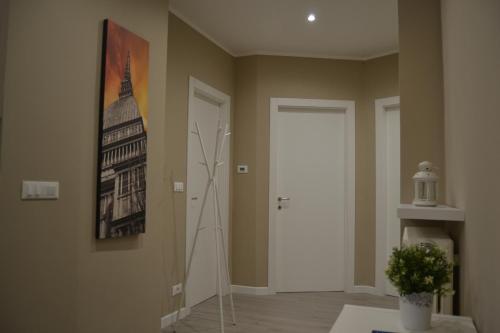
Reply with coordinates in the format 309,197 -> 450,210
104,20 -> 149,130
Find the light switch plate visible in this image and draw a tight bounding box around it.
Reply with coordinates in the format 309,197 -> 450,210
173,181 -> 184,192
21,181 -> 59,200
172,283 -> 183,296
237,165 -> 249,174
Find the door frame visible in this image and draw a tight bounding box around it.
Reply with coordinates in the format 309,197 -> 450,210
185,76 -> 231,306
375,96 -> 400,295
268,97 -> 356,294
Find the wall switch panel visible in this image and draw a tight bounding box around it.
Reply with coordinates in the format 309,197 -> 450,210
172,283 -> 183,296
21,181 -> 59,200
173,181 -> 184,192
237,164 -> 249,174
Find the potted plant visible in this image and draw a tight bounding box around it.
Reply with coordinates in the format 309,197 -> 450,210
386,242 -> 453,331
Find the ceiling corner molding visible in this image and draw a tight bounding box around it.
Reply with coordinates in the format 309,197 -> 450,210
233,50 -> 400,61
234,50 -> 366,61
364,49 -> 399,61
168,7 -> 237,57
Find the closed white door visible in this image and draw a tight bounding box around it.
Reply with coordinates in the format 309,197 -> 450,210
384,107 -> 400,296
186,78 -> 230,307
275,107 -> 346,292
375,96 -> 400,296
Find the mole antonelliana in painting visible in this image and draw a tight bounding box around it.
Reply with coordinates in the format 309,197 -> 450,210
96,20 -> 149,239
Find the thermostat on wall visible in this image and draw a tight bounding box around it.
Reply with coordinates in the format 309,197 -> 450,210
237,165 -> 249,174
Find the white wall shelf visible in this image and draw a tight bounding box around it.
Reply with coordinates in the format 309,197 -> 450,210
398,204 -> 465,221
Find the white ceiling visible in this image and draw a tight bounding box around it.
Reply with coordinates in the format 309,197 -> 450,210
169,0 -> 399,60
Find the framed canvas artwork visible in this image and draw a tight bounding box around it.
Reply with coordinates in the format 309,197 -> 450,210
96,19 -> 149,239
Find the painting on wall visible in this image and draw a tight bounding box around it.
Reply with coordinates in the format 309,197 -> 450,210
96,19 -> 149,239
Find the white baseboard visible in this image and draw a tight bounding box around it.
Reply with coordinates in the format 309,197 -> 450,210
349,285 -> 381,295
231,285 -> 272,295
161,307 -> 191,329
231,284 -> 379,296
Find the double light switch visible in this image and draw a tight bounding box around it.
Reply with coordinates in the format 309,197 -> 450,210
21,181 -> 59,200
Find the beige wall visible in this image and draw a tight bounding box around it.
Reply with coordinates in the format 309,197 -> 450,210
0,0 -> 8,154
164,13 -> 235,313
232,54 -> 399,287
0,1 -> 170,332
232,56 -> 259,285
442,0 -> 500,331
398,0 -> 445,203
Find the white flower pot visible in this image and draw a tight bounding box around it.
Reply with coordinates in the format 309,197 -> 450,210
399,292 -> 433,331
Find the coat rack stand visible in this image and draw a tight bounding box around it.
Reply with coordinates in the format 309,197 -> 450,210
172,120 -> 236,333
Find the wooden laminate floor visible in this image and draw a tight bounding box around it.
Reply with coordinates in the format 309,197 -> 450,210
164,292 -> 398,333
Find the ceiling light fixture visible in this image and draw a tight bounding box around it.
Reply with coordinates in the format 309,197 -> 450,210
307,13 -> 316,22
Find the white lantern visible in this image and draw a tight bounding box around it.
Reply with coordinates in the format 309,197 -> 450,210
412,161 -> 438,207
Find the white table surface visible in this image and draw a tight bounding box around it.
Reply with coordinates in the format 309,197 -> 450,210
330,305 -> 477,333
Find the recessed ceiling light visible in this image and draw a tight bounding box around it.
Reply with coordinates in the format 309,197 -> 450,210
307,13 -> 316,22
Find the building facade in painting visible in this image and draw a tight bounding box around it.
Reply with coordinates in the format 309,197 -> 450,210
98,52 -> 147,239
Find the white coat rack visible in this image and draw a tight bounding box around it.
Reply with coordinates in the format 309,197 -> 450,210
172,119 -> 236,333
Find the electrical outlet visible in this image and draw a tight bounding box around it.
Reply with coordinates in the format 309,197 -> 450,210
172,283 -> 182,296
237,164 -> 249,174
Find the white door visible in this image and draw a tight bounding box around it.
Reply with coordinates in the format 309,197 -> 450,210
186,77 -> 230,307
375,96 -> 400,296
275,107 -> 346,292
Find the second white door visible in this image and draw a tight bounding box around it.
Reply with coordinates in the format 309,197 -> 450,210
186,77 -> 230,307
375,96 -> 400,296
275,106 -> 347,292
